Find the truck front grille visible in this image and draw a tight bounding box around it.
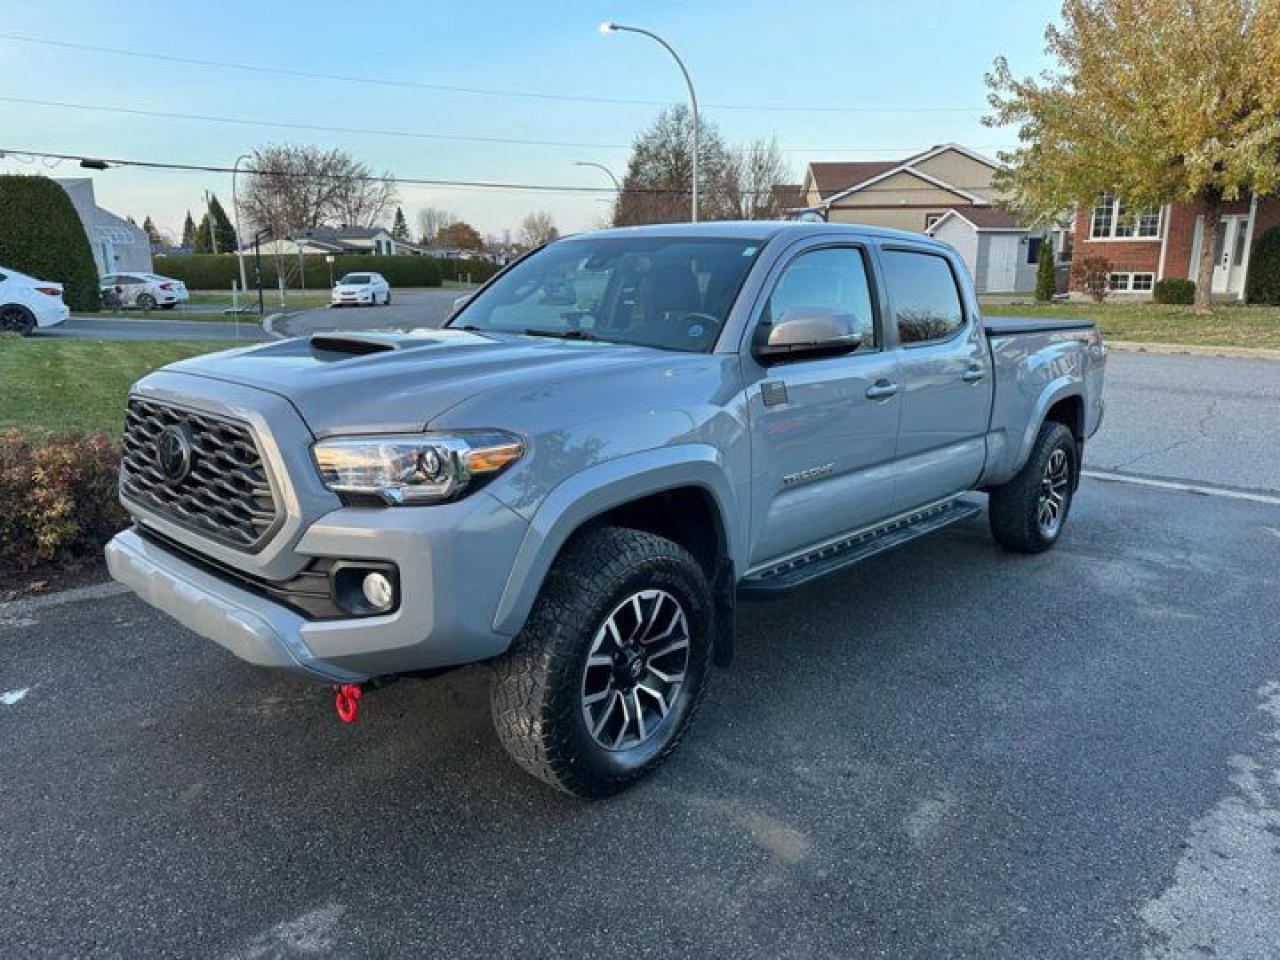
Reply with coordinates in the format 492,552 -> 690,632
120,398 -> 280,551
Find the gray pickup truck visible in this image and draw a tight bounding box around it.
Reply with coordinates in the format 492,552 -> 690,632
106,221 -> 1104,797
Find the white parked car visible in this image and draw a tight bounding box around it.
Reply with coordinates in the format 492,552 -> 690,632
0,266 -> 69,334
100,272 -> 190,311
331,272 -> 391,307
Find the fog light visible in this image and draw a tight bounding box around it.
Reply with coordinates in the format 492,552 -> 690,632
361,572 -> 395,611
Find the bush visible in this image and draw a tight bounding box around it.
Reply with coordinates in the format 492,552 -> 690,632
1153,278 -> 1196,304
1071,255 -> 1113,302
152,253 -> 468,290
1035,236 -> 1056,302
0,430 -> 126,572
0,175 -> 101,310
1245,225 -> 1280,305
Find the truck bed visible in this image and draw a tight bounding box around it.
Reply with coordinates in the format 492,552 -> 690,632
983,316 -> 1096,336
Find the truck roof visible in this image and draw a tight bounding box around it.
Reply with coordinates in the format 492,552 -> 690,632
566,219 -> 951,249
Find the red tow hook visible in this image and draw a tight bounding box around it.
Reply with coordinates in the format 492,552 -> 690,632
333,683 -> 363,723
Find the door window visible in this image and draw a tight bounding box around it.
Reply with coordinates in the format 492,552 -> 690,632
765,247 -> 877,349
881,250 -> 965,345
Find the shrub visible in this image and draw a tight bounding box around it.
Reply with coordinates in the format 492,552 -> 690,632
153,253 -> 457,290
1153,278 -> 1196,304
1245,225 -> 1280,305
1071,255 -> 1113,302
1035,236 -> 1056,302
0,175 -> 101,310
0,430 -> 126,572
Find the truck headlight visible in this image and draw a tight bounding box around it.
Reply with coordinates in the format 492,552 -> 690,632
313,431 -> 523,505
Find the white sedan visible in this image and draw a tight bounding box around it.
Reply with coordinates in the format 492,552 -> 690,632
0,266 -> 69,334
100,272 -> 190,311
331,272 -> 391,307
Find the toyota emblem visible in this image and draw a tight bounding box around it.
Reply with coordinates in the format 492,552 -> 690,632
155,424 -> 194,483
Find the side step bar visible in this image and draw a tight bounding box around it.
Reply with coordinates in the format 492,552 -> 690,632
739,499 -> 983,598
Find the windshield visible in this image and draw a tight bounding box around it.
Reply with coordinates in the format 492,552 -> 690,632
450,236 -> 764,353
340,274 -> 372,284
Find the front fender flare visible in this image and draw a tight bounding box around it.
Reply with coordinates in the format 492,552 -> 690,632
491,445 -> 740,637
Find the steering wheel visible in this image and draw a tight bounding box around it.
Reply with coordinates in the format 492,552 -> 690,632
681,312 -> 721,347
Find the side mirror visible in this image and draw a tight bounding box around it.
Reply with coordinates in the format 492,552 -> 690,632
753,307 -> 863,362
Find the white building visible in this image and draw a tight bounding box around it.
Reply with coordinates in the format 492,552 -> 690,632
56,178 -> 152,276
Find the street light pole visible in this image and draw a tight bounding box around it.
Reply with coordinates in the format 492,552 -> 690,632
231,153 -> 251,294
599,21 -> 699,222
573,160 -> 621,191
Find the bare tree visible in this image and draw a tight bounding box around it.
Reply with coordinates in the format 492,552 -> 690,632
417,207 -> 457,246
725,136 -> 792,220
613,106 -> 738,226
518,211 -> 559,248
240,144 -> 397,238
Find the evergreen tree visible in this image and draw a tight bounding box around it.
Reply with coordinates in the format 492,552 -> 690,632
181,211 -> 198,249
207,194 -> 238,252
193,212 -> 215,253
141,216 -> 162,247
391,206 -> 410,242
1035,235 -> 1056,302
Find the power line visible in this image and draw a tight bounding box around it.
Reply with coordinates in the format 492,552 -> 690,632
0,146 -> 1007,198
0,31 -> 987,115
0,95 -> 1017,156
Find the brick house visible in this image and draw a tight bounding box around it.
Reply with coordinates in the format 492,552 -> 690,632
1069,193 -> 1280,299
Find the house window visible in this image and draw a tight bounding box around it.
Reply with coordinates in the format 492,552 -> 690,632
1091,193 -> 1160,239
1026,236 -> 1043,264
924,213 -> 945,231
1108,272 -> 1155,292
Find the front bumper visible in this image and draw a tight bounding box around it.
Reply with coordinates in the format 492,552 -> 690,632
107,490 -> 531,682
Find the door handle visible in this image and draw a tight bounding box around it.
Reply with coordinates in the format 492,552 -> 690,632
865,379 -> 899,400
961,364 -> 986,383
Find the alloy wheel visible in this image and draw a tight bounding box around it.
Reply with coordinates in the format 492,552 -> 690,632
580,589 -> 690,751
1037,447 -> 1070,538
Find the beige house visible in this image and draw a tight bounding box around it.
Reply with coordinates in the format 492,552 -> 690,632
787,143 -> 1004,234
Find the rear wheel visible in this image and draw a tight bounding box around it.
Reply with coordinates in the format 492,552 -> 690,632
0,304 -> 36,336
491,526 -> 714,798
988,421 -> 1077,553
384,291 -> 392,306
136,293 -> 156,312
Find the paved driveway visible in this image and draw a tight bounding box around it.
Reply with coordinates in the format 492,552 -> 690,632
3,479 -> 1279,958
37,316 -> 269,342
273,287 -> 465,338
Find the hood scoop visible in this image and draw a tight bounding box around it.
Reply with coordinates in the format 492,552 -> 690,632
310,332 -> 412,356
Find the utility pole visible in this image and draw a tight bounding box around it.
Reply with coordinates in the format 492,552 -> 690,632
203,190 -> 218,254
253,230 -> 267,316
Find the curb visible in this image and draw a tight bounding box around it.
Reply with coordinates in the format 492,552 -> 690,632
1107,340 -> 1280,361
262,312 -> 298,340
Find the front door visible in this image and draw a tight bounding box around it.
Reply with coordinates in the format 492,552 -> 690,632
878,244 -> 993,512
1212,216 -> 1249,295
744,243 -> 901,567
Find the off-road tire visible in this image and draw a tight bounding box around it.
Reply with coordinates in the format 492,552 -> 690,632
490,526 -> 714,798
988,420 -> 1077,553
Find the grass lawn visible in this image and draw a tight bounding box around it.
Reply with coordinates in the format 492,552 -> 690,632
184,291 -> 332,310
0,337 -> 241,439
981,301 -> 1280,349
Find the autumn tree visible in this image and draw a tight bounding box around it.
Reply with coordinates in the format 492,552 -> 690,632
437,220 -> 484,250
417,207 -> 457,245
391,206 -> 410,242
518,211 -> 559,248
985,0 -> 1280,312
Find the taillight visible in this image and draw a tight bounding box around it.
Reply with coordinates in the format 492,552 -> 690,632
159,283 -> 172,290
34,287 -> 61,297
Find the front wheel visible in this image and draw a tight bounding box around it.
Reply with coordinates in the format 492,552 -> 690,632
490,526 -> 714,798
988,420 -> 1078,553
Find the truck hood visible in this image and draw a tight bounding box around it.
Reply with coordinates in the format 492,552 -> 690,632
162,328 -> 673,437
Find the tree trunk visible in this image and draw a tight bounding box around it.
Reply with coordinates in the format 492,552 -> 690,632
1193,199 -> 1222,314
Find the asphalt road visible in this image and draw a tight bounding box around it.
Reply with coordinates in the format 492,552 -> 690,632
3,479 -> 1279,958
273,287 -> 465,338
37,315 -> 269,342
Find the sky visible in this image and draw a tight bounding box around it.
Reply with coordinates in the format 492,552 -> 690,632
0,1 -> 1061,242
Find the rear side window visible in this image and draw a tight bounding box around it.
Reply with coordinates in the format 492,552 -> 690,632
881,250 -> 965,345
766,247 -> 876,348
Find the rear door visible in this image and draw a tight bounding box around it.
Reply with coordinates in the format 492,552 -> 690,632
743,240 -> 901,567
878,244 -> 993,511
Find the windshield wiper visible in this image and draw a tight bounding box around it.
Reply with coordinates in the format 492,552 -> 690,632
521,327 -> 599,342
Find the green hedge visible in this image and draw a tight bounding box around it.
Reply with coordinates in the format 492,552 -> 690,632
150,253 -> 505,290
0,175 -> 101,310
1245,226 -> 1280,305
1153,278 -> 1196,305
